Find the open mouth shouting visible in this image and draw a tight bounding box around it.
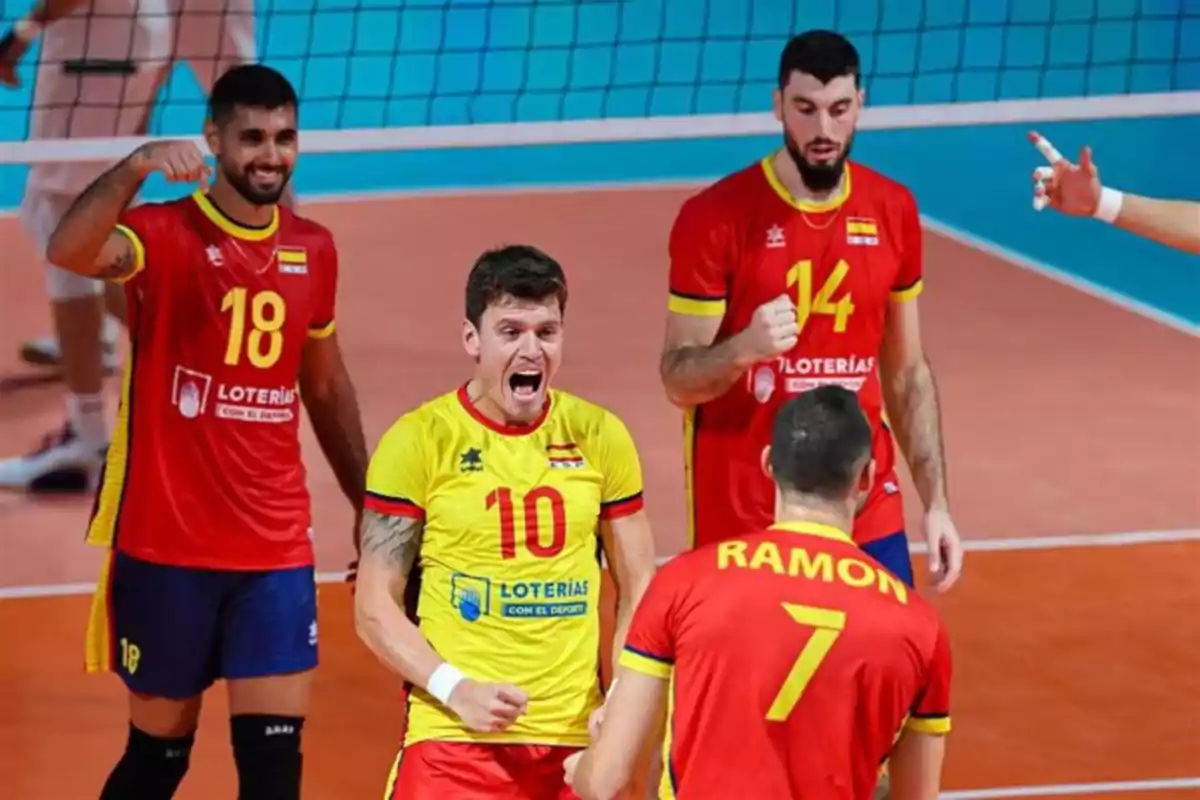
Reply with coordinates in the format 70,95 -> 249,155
507,368 -> 544,403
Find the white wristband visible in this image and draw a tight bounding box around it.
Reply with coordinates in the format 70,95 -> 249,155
1093,187 -> 1124,224
605,678 -> 619,700
426,662 -> 466,706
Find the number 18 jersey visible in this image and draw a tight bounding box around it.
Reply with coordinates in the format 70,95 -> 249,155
365,386 -> 646,747
668,156 -> 925,548
86,191 -> 339,571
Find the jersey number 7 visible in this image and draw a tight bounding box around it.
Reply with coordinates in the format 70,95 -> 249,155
222,287 -> 287,369
765,602 -> 848,721
786,259 -> 855,334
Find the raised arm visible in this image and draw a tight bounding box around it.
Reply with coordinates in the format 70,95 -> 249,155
1030,131 -> 1200,255
45,141 -> 210,279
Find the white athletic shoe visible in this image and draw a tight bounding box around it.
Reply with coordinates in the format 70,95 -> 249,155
0,423 -> 108,494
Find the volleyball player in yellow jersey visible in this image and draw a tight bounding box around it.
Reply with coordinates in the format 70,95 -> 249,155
355,244 -> 658,800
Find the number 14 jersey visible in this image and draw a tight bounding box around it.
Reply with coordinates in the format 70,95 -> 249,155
86,191 -> 339,571
668,157 -> 925,548
365,386 -> 646,747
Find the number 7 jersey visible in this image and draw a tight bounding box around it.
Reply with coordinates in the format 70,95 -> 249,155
364,386 -> 646,747
86,191 -> 339,571
668,157 -> 924,548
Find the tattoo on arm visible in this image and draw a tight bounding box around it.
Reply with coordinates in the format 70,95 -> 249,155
360,510 -> 424,574
93,240 -> 136,280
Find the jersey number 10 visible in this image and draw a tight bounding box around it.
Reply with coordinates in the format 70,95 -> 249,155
222,287 -> 287,369
486,486 -> 567,559
786,259 -> 855,333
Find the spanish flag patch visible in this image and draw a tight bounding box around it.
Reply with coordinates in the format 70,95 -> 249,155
277,246 -> 308,274
846,217 -> 879,246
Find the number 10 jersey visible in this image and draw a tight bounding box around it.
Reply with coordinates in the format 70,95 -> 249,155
364,386 -> 646,747
86,191 -> 339,571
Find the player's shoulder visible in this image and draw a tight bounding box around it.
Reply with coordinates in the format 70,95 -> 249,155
849,161 -> 917,207
676,158 -> 769,219
278,205 -> 336,248
376,388 -> 462,450
548,389 -> 632,442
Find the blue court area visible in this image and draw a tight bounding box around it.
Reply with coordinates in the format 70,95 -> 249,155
1,0 -> 1197,325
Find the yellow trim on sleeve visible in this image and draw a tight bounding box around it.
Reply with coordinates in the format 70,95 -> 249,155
619,648 -> 673,679
668,293 -> 727,317
112,224 -> 146,284
906,715 -> 951,735
308,321 -> 337,339
890,279 -> 924,303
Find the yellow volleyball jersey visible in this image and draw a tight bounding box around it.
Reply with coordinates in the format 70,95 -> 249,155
365,384 -> 646,747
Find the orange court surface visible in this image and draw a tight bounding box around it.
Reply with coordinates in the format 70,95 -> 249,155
1,185 -> 1198,799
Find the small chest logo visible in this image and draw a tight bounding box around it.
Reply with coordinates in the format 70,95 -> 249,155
205,245 -> 224,267
459,447 -> 484,473
547,443 -> 586,469
846,217 -> 879,246
276,246 -> 308,274
766,224 -> 786,249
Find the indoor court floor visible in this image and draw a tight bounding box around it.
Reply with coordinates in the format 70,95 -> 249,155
1,185 -> 1198,799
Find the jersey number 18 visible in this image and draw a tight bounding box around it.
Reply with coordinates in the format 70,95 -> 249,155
222,286 -> 287,369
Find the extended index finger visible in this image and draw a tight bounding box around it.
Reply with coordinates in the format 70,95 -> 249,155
1027,130 -> 1064,165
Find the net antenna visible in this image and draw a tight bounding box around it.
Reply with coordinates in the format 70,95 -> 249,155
2,0 -> 1198,165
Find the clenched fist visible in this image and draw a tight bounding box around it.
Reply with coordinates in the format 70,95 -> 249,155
129,140 -> 212,187
447,679 -> 529,733
737,294 -> 799,361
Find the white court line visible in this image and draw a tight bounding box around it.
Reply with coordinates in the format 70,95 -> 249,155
1,528 -> 1196,601
1,175 -> 1197,336
942,776 -> 1200,798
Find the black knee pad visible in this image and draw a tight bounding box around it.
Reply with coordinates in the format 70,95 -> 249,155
230,714 -> 305,800
99,723 -> 194,800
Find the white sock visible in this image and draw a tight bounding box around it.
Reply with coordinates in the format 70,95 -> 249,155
67,393 -> 108,446
101,314 -> 120,346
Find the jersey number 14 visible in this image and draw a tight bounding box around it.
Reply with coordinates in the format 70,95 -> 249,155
786,259 -> 855,334
222,287 -> 287,369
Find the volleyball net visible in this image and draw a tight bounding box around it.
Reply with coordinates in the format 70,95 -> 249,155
1,0 -> 1198,164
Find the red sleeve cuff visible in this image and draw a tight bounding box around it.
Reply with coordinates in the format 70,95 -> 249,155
600,492 -> 644,520
364,491 -> 424,519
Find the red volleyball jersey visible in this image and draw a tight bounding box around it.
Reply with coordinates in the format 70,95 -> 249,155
668,156 -> 924,547
86,191 -> 339,570
621,522 -> 953,799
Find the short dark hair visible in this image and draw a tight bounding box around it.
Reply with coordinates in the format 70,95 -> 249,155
208,64 -> 299,126
778,30 -> 861,89
465,245 -> 568,327
769,385 -> 872,501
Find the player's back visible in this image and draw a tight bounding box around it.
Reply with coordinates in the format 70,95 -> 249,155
653,522 -> 948,799
87,193 -> 339,571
